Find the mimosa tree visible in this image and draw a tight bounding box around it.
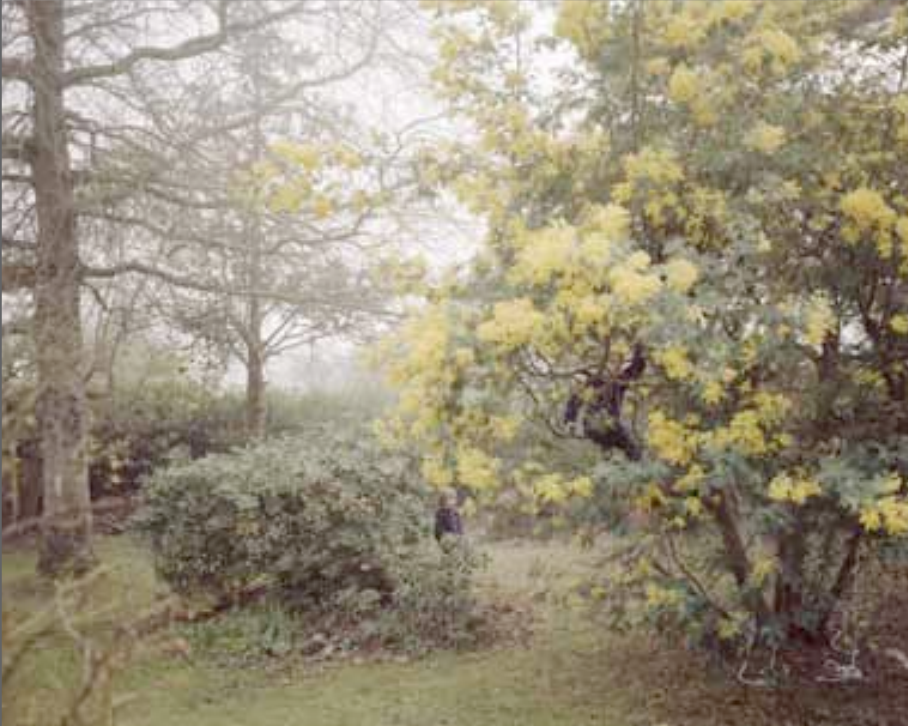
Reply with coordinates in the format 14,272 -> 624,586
380,0 -> 908,658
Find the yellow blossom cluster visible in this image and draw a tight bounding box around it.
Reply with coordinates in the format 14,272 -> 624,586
860,494 -> 908,536
674,464 -> 706,493
645,582 -> 683,608
531,472 -> 594,504
668,63 -> 717,126
511,225 -> 576,285
683,496 -> 704,518
840,187 -> 898,257
897,218 -> 908,267
614,147 -> 685,228
635,482 -> 668,512
804,294 -> 836,347
717,615 -> 745,641
488,415 -> 520,442
270,140 -> 322,171
584,203 -> 631,242
701,381 -> 725,406
312,195 -> 333,219
664,258 -> 699,293
685,187 -> 729,247
749,392 -> 792,426
554,0 -> 611,61
621,147 -> 684,187
477,298 -> 545,352
392,309 -> 450,381
570,294 -> 610,333
852,368 -> 886,389
456,445 -> 499,490
742,27 -> 802,75
709,410 -> 769,456
840,188 -> 896,231
659,8 -> 707,50
249,139 -> 369,217
749,555 -> 777,586
648,411 -> 698,466
668,63 -> 700,104
608,251 -> 662,305
421,455 -> 454,487
767,472 -> 823,505
839,187 -> 895,230
890,314 -> 908,335
656,345 -> 694,381
744,122 -> 787,154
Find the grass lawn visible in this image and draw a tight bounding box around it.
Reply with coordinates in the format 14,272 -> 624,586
3,537 -> 905,726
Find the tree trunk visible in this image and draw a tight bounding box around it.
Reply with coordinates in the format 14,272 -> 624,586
28,0 -> 95,575
709,489 -> 772,624
245,343 -> 267,441
243,78 -> 268,443
817,527 -> 863,637
773,524 -> 812,640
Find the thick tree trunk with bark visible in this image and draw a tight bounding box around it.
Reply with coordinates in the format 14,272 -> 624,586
28,0 -> 95,575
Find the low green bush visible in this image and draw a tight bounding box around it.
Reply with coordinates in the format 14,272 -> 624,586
136,429 -> 486,654
137,429 -> 426,602
375,541 -> 488,652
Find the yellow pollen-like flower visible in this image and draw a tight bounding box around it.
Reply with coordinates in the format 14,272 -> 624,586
668,63 -> 700,104
889,314 -> 908,335
805,294 -> 836,347
744,122 -> 786,153
664,258 -> 699,292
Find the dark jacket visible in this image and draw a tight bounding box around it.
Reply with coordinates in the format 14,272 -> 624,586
434,506 -> 463,541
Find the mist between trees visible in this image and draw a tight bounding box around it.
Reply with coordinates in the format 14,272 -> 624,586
2,0 -> 469,573
2,0 -> 908,704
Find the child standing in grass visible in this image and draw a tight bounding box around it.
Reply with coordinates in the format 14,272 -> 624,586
434,488 -> 463,544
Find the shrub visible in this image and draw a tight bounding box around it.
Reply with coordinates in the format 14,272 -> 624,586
366,541 -> 488,653
137,429 -> 426,601
136,429 -> 486,653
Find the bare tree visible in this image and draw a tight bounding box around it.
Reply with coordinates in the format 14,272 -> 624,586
82,19 -> 417,440
2,0 -> 384,574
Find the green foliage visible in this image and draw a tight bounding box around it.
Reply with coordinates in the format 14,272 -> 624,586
184,603 -> 303,663
88,377 -> 389,496
89,379 -> 242,495
137,429 -> 426,602
381,0 -> 908,658
371,542 -> 488,653
137,429 -> 485,653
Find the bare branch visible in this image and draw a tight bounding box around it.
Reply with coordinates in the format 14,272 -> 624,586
1,262 -> 36,292
1,318 -> 32,337
62,2 -> 311,87
1,57 -> 32,84
1,235 -> 35,251
1,135 -> 35,164
62,1 -> 229,86
79,259 -> 388,313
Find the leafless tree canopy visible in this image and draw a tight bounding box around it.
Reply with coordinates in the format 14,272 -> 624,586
1,0 -> 436,571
